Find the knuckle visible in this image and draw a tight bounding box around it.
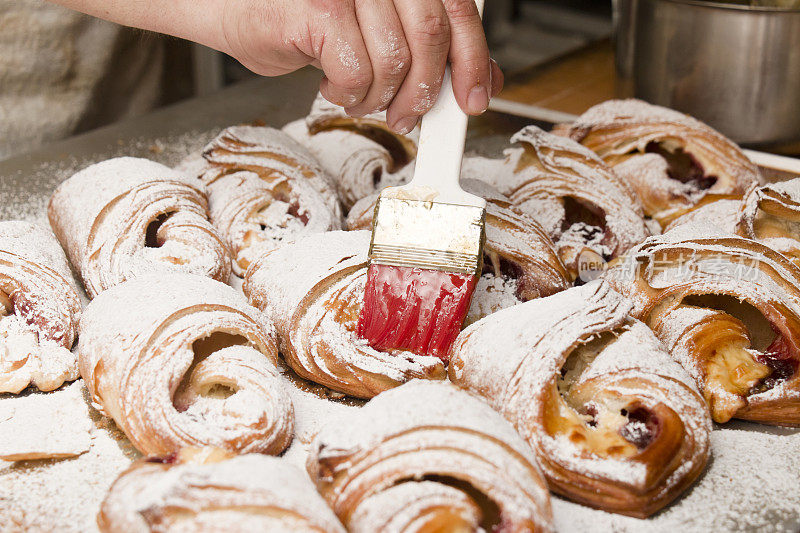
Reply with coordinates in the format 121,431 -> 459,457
376,42 -> 411,77
338,67 -> 373,90
442,0 -> 479,22
414,13 -> 450,44
309,0 -> 352,19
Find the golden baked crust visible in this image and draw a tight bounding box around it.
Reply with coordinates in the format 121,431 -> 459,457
307,381 -> 554,532
198,126 -> 342,275
604,225 -> 800,425
555,99 -> 760,228
451,282 -> 711,517
79,273 -> 294,455
244,231 -> 446,399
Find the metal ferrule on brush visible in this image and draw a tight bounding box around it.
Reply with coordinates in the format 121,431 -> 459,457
368,196 -> 486,276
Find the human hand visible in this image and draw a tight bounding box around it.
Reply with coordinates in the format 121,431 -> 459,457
221,0 -> 503,133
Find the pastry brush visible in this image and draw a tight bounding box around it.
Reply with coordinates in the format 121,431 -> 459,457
357,5 -> 487,361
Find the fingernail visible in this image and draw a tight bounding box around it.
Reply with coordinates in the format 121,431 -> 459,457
346,108 -> 367,118
392,116 -> 418,135
467,85 -> 489,114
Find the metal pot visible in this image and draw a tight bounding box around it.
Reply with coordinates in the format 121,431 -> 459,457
614,0 -> 800,146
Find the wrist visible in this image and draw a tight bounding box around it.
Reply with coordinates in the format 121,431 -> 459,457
170,0 -> 232,54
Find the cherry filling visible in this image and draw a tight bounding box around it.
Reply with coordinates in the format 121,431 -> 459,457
145,452 -> 178,464
144,212 -> 173,248
682,295 -> 799,395
482,253 -> 525,298
271,191 -> 309,225
644,142 -> 717,191
754,332 -> 799,392
561,197 -> 613,257
619,406 -> 659,449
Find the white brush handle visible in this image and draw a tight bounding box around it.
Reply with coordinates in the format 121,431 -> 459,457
402,0 -> 486,208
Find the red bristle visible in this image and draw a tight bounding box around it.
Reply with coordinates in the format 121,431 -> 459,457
357,264 -> 478,362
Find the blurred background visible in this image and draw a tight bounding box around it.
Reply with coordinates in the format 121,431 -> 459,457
1,0 -> 799,161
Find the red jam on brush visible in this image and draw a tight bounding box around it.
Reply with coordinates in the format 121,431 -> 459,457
357,264 -> 478,362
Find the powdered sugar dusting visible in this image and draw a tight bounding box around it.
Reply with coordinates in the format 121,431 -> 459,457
244,231 -> 446,399
0,221 -> 82,393
0,381 -> 138,533
309,381 -> 554,531
0,381 -> 91,460
100,453 -> 346,532
78,273 -> 294,456
48,157 -> 231,298
553,422 -> 800,532
467,273 -> 521,325
451,282 -> 711,513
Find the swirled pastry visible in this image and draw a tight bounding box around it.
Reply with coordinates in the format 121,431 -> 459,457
555,99 -> 760,227
79,273 -> 294,455
244,231 -> 445,399
604,224 -> 800,425
307,380 -> 554,532
298,94 -> 418,209
501,126 -> 649,281
736,179 -> 800,266
100,447 -> 345,533
347,178 -> 570,323
48,157 -> 231,298
198,126 -> 343,275
663,198 -> 744,233
0,222 -> 81,394
667,179 -> 800,268
450,282 -> 711,517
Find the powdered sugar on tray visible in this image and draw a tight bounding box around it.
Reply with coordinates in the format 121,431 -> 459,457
0,381 -> 91,460
0,130 -> 214,226
0,381 -> 139,533
553,421 -> 800,532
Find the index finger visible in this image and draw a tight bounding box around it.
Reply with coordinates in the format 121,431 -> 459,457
442,0 -> 492,115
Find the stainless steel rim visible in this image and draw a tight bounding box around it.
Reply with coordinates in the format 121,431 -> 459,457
654,0 -> 800,12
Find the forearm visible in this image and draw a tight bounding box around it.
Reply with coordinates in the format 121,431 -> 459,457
48,0 -> 231,53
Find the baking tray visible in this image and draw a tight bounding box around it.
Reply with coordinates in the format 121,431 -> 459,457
1,73 -> 799,533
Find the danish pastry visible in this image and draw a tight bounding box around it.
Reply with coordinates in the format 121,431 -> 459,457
0,221 -> 81,393
48,157 -> 231,298
298,94 -> 418,209
450,282 -> 711,517
198,126 -> 342,275
501,126 -> 649,281
79,273 -> 294,455
244,231 -> 445,399
605,225 -> 800,425
99,447 -> 345,532
307,380 -> 554,532
555,99 -> 760,227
